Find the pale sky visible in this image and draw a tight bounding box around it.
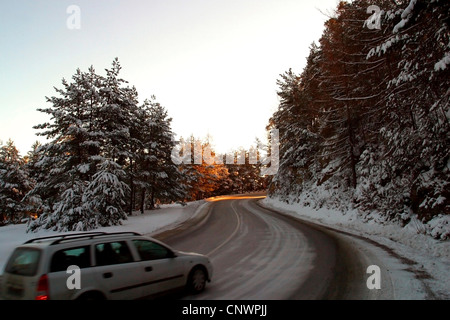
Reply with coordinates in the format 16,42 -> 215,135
0,0 -> 339,155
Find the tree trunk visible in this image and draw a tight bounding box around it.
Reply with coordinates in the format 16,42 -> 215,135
140,188 -> 146,214
128,158 -> 134,216
345,104 -> 357,189
149,188 -> 155,209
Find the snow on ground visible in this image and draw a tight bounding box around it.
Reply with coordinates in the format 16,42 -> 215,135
0,200 -> 206,273
261,196 -> 450,299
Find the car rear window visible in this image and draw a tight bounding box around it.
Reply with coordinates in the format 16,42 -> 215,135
5,248 -> 41,276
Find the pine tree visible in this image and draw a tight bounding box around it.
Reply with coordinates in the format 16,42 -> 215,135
83,159 -> 129,228
266,0 -> 449,238
28,59 -> 137,231
363,0 -> 450,223
95,58 -> 142,215
268,45 -> 321,202
135,97 -> 186,210
21,141 -> 42,218
28,64 -> 103,231
0,140 -> 33,224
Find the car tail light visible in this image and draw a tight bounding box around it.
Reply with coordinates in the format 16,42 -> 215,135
35,274 -> 49,300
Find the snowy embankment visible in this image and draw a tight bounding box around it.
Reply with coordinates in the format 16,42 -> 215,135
261,196 -> 450,299
0,200 -> 206,273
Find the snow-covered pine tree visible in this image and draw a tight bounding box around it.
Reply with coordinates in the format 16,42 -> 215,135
98,58 -> 140,164
25,142 -> 66,229
265,0 -> 449,238
43,179 -> 89,231
315,0 -> 392,194
267,44 -> 322,203
24,141 -> 42,182
21,141 -> 42,219
363,0 -> 450,227
96,58 -> 142,215
0,140 -> 33,224
135,97 -> 186,211
28,65 -> 104,231
83,159 -> 129,228
175,135 -> 203,201
28,59 -> 136,231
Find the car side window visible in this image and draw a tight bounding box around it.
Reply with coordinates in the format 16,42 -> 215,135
95,241 -> 134,266
132,240 -> 172,261
50,246 -> 90,272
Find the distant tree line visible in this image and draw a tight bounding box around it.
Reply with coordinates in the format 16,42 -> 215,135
267,0 -> 449,239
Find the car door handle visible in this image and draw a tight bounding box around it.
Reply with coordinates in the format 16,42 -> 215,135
145,266 -> 153,272
103,272 -> 113,279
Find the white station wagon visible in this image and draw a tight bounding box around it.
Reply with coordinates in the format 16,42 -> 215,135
0,231 -> 212,300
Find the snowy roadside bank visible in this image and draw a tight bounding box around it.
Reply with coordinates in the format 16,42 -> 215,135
0,200 -> 206,273
260,196 -> 450,299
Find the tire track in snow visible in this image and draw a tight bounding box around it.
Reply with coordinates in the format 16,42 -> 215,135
192,199 -> 315,299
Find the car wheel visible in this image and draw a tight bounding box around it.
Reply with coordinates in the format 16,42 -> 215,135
187,267 -> 207,294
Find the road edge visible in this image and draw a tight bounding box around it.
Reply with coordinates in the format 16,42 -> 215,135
150,201 -> 214,241
255,199 -> 439,299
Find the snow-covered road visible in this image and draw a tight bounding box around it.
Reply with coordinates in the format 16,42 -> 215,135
162,195 -> 448,299
0,195 -> 447,299
164,197 -> 323,299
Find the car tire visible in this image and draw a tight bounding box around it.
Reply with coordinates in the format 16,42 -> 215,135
187,266 -> 207,294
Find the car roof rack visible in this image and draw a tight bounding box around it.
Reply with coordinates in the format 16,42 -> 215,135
50,231 -> 143,245
24,231 -> 142,245
24,232 -> 107,244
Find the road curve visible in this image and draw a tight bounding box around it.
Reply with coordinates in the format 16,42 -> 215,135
156,195 -> 426,300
